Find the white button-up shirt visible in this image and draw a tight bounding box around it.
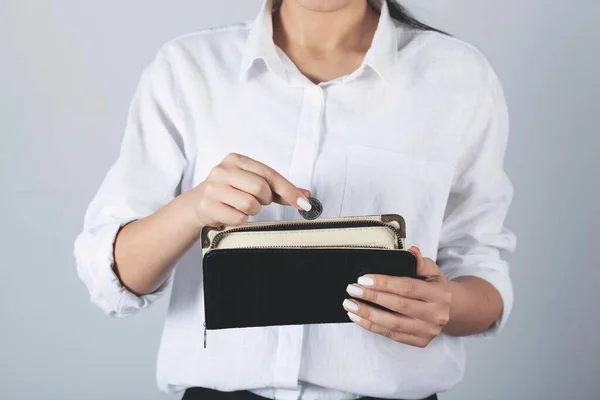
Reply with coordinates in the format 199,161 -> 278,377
74,1 -> 516,398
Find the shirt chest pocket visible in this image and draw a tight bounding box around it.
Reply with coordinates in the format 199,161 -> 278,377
339,145 -> 455,240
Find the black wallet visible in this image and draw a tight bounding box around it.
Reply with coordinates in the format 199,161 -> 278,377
201,214 -> 417,343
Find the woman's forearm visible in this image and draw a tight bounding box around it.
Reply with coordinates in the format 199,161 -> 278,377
443,276 -> 504,336
113,191 -> 201,296
112,154 -> 311,297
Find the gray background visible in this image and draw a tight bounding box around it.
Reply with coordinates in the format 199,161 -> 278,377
1,0 -> 598,399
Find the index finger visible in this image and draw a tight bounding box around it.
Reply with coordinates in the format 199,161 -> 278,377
224,153 -> 310,210
357,275 -> 434,302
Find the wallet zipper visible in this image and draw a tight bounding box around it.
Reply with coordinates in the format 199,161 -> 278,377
208,219 -> 402,251
215,244 -> 392,251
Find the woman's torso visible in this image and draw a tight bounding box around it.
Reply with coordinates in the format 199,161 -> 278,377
155,12 -> 490,399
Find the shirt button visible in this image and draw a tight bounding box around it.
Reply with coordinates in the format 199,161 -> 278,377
306,86 -> 323,104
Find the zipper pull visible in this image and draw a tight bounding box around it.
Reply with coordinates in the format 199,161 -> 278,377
203,321 -> 207,349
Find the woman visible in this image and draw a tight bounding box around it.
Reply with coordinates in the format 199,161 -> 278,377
74,0 -> 515,399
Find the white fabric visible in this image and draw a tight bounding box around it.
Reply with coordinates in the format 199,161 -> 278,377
74,0 -> 516,398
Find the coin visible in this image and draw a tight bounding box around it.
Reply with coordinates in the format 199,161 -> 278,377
298,197 -> 323,220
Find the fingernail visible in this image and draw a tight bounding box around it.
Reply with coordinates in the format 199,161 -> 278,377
296,197 -> 312,211
347,312 -> 361,323
357,276 -> 374,287
346,284 -> 363,297
342,299 -> 359,312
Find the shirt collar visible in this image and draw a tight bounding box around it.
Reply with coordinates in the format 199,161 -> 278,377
239,0 -> 399,84
239,0 -> 287,82
362,0 -> 399,84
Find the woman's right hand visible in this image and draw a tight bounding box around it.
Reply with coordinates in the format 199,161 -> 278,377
187,153 -> 312,227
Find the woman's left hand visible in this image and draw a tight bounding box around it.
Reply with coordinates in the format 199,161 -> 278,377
342,246 -> 452,348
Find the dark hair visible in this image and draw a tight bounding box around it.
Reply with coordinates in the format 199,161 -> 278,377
383,0 -> 447,35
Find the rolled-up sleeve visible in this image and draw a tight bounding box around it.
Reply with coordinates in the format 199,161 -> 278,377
437,66 -> 517,336
74,47 -> 188,317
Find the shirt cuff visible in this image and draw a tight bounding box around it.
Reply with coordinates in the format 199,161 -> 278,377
445,263 -> 513,337
74,219 -> 171,317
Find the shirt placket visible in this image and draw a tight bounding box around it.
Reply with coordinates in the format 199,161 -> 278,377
274,84 -> 325,394
287,84 -> 325,198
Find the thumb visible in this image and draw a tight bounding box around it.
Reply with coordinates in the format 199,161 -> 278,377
273,188 -> 312,207
408,246 -> 443,280
299,188 -> 312,199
